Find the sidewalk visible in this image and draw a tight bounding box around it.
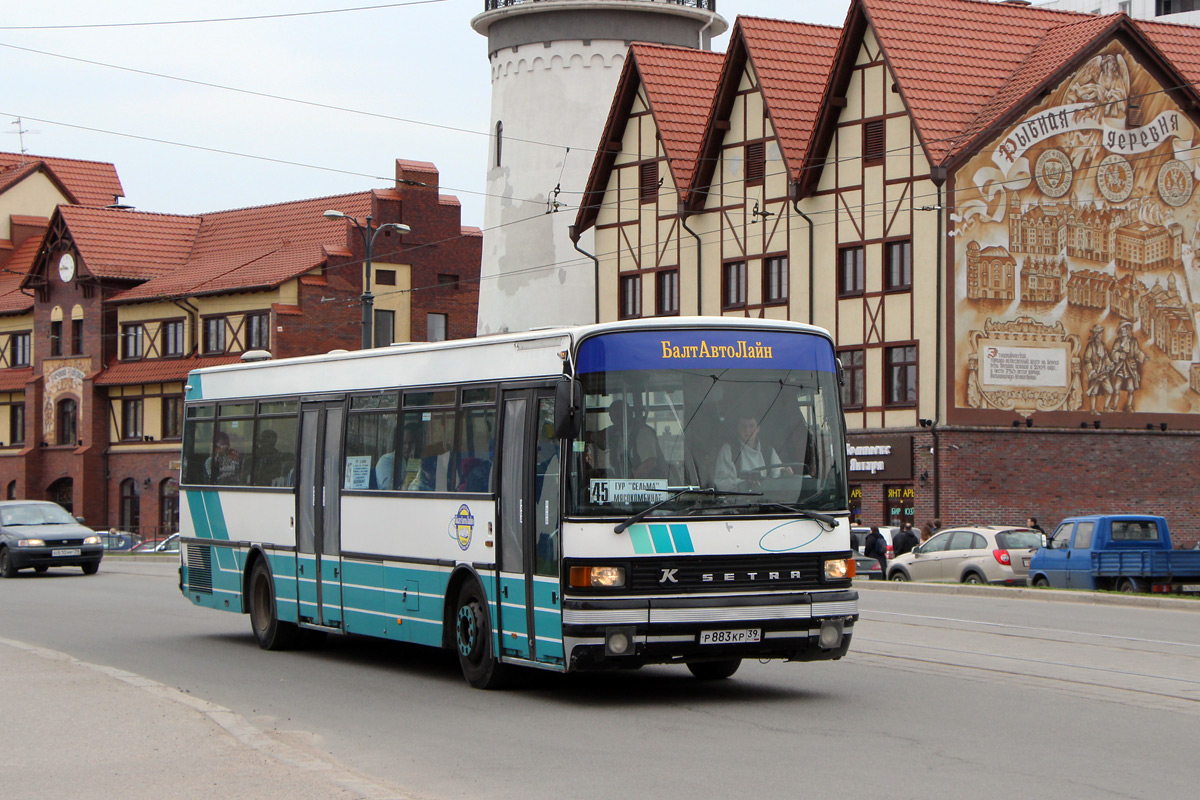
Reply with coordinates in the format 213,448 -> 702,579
857,577 -> 1200,610
1,636 -> 411,800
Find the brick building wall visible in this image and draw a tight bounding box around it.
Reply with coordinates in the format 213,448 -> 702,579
850,428 -> 1200,548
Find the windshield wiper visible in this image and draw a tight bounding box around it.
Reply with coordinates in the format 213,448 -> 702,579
707,502 -> 839,530
613,486 -> 761,534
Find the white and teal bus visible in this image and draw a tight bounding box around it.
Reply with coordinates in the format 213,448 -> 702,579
179,317 -> 857,687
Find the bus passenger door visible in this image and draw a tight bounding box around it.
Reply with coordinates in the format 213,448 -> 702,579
497,389 -> 563,667
297,400 -> 346,629
498,393 -> 531,659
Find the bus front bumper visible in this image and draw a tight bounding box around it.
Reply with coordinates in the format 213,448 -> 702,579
561,589 -> 857,670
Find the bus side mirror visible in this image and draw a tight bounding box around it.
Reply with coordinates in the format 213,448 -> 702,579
553,379 -> 584,439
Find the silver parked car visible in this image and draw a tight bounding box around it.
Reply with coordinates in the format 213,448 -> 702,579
886,526 -> 1043,586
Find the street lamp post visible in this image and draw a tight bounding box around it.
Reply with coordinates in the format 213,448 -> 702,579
323,210 -> 411,349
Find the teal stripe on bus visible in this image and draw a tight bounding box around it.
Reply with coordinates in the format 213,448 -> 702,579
185,373 -> 203,401
669,524 -> 694,553
628,525 -> 654,554
649,524 -> 674,553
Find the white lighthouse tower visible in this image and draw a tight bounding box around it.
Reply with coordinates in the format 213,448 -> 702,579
471,0 -> 727,334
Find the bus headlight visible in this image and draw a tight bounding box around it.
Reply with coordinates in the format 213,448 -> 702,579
824,558 -> 850,580
569,566 -> 626,588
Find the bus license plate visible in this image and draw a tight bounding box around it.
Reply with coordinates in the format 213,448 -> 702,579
52,548 -> 81,557
699,628 -> 761,645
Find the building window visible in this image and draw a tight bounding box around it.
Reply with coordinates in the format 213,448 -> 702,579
838,246 -> 865,297
122,398 -> 143,441
50,321 -> 63,357
839,348 -> 865,409
864,119 -> 885,165
160,478 -> 180,534
162,396 -> 182,440
10,332 -> 30,367
376,269 -> 397,286
639,161 -> 659,204
57,398 -> 78,446
885,345 -> 918,407
245,313 -> 270,350
427,313 -> 448,342
619,274 -> 642,319
656,270 -> 679,316
375,309 -> 395,347
722,261 -> 747,309
437,273 -> 459,290
495,120 -> 503,168
9,403 -> 24,445
885,239 -> 913,291
5,481 -> 14,500
121,324 -> 144,360
163,320 -> 185,357
119,478 -> 140,533
885,484 -> 915,527
202,317 -> 226,354
71,319 -> 84,355
764,256 -> 788,304
746,141 -> 766,185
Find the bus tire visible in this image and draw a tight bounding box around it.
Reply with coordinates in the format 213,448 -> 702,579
454,580 -> 508,689
687,658 -> 742,680
249,559 -> 299,651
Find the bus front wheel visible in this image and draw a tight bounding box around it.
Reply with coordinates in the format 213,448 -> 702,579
455,581 -> 508,689
249,559 -> 299,651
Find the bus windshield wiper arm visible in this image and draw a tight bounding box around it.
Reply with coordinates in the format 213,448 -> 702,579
759,502 -> 838,530
707,502 -> 838,530
613,486 -> 761,534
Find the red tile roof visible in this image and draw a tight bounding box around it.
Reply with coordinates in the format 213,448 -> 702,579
93,355 -> 240,386
0,367 -> 32,392
59,206 -> 201,282
109,191 -> 376,302
0,152 -> 123,207
0,235 -> 41,315
577,43 -> 724,231
739,17 -> 842,180
634,43 -> 726,200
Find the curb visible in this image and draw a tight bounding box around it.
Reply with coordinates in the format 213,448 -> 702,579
856,577 -> 1200,611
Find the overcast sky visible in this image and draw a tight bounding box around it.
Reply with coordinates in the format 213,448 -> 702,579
0,1 -> 852,226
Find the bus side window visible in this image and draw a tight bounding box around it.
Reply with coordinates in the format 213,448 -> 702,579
345,395 -> 399,490
458,406 -> 496,493
183,419 -> 215,485
401,409 -> 456,492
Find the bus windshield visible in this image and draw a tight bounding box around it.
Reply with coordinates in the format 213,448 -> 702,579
566,329 -> 847,518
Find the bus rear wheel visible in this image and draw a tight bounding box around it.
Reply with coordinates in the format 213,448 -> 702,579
249,559 -> 299,650
687,658 -> 742,680
455,581 -> 508,689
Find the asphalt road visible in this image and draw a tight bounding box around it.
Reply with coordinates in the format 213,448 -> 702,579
2,558 -> 1198,800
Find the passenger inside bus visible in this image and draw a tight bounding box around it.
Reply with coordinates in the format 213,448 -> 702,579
600,399 -> 663,479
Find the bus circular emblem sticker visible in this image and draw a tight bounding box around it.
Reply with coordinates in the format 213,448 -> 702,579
1095,154 -> 1133,203
1034,148 -> 1073,198
450,504 -> 475,550
1156,159 -> 1194,207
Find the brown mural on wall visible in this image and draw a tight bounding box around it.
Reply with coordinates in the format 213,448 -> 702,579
952,41 -> 1200,418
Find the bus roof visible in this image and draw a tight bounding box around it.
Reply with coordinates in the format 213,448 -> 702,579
185,317 -> 834,402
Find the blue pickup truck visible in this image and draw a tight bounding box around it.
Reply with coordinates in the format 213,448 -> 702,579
1028,515 -> 1200,593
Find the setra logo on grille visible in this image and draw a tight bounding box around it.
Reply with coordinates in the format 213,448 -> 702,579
701,571 -> 805,583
